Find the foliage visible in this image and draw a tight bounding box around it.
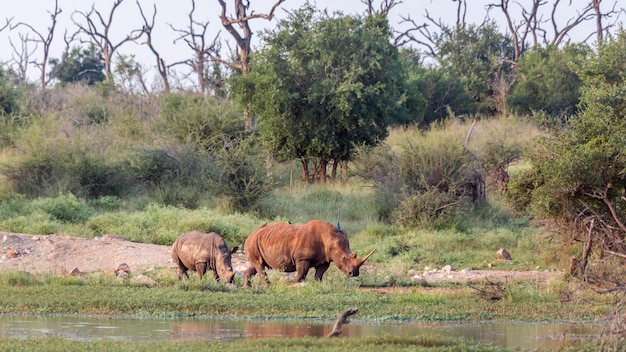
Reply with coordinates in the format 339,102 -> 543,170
435,23 -> 515,116
237,6 -> 405,182
0,66 -> 22,148
0,117 -> 134,198
158,93 -> 244,149
0,66 -> 19,116
49,45 -> 106,86
508,31 -> 626,288
209,135 -> 275,213
354,118 -> 541,228
400,51 -> 473,127
0,335 -> 508,352
508,44 -> 590,125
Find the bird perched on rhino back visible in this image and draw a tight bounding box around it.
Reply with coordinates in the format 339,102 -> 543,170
243,220 -> 374,286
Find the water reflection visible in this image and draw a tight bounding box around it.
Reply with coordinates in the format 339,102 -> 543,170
0,315 -> 599,350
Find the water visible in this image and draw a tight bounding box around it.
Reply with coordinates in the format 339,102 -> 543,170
0,315 -> 599,350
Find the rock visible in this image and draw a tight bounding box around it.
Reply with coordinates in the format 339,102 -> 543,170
69,267 -> 82,276
410,274 -> 427,285
496,248 -> 512,260
116,271 -> 129,278
132,275 -> 157,286
43,238 -> 55,247
115,263 -> 131,276
442,264 -> 455,272
103,234 -> 128,241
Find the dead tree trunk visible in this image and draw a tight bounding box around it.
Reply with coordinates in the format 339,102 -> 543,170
326,308 -> 359,338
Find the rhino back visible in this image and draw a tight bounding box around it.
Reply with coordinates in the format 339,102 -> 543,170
247,221 -> 338,269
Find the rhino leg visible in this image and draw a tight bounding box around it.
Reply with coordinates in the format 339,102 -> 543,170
177,267 -> 189,280
243,266 -> 257,287
175,261 -> 190,280
314,263 -> 330,281
195,262 -> 207,280
294,260 -> 312,282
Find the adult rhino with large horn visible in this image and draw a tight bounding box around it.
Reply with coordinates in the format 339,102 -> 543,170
243,220 -> 374,286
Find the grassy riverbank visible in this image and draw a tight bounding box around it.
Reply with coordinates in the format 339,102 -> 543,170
0,271 -> 611,351
0,335 -> 516,352
0,270 -> 610,321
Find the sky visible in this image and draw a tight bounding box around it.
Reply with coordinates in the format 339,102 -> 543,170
0,0 -> 612,86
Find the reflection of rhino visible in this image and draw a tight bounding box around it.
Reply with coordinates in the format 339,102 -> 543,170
171,231 -> 238,283
243,220 -> 374,286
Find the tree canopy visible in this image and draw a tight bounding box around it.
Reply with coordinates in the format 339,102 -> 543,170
49,45 -> 106,86
507,44 -> 590,124
236,6 -> 405,182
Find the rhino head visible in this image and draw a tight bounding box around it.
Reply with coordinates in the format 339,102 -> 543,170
215,246 -> 238,284
335,249 -> 375,278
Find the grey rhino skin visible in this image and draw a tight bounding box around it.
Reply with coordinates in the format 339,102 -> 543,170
171,231 -> 238,283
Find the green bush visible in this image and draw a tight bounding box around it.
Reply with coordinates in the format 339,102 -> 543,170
210,136 -> 275,213
355,122 -> 482,228
31,194 -> 92,223
158,93 -> 243,149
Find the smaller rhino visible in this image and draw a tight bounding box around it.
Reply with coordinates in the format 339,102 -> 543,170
171,231 -> 238,283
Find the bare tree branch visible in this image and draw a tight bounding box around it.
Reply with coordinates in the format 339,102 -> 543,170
0,17 -> 12,32
72,0 -> 145,82
137,1 -> 171,93
168,0 -> 221,93
10,0 -> 61,92
216,0 -> 287,131
361,0 -> 402,17
216,0 -> 286,73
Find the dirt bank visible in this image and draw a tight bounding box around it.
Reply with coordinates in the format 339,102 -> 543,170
0,231 -> 562,283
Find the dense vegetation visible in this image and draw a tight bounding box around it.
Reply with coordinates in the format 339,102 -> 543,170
1,1 -> 626,349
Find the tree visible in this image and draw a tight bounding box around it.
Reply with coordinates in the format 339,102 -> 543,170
508,30 -> 626,291
237,6 -> 405,183
49,44 -> 105,86
488,0 -> 623,60
507,44 -> 590,124
216,0 -> 286,131
137,2 -> 172,93
72,0 -> 144,83
168,0 -> 220,94
436,22 -> 515,116
10,0 -> 62,93
400,51 -> 473,127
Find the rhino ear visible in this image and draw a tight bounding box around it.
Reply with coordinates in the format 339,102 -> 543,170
231,246 -> 239,254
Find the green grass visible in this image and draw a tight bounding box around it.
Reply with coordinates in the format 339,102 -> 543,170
0,335 -> 509,352
0,271 -> 608,322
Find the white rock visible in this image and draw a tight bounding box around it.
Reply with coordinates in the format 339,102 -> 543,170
442,264 -> 455,272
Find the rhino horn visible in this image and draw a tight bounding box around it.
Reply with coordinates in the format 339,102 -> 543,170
358,249 -> 375,266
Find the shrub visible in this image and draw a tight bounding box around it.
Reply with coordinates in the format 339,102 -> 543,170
31,194 -> 93,223
355,122 -> 483,228
210,136 -> 275,213
158,93 -> 243,149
